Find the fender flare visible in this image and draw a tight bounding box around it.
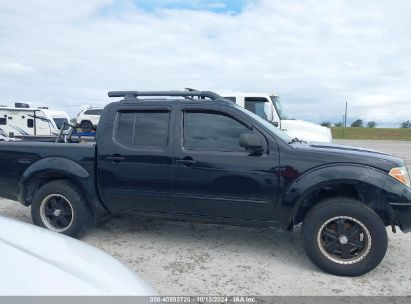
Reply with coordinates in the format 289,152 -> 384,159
17,157 -> 91,205
277,164 -> 390,227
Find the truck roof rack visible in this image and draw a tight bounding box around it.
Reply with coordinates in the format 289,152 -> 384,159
107,90 -> 222,100
184,88 -> 204,100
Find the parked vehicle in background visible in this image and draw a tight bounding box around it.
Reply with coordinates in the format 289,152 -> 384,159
0,90 -> 410,277
221,92 -> 332,143
76,107 -> 103,132
0,103 -> 70,137
0,215 -> 155,295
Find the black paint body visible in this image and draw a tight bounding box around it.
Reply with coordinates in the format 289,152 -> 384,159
0,98 -> 410,231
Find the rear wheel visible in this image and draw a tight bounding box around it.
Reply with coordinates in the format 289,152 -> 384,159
80,121 -> 93,132
31,180 -> 93,237
302,197 -> 387,276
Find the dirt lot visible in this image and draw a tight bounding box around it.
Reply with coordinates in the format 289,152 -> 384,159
0,140 -> 410,295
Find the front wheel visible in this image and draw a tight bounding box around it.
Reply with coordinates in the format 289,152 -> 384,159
302,197 -> 388,276
31,180 -> 93,237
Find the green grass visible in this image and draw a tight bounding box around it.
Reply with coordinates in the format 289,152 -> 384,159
332,127 -> 411,141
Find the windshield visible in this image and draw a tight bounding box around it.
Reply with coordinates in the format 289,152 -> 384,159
53,118 -> 69,130
270,96 -> 289,120
235,105 -> 292,143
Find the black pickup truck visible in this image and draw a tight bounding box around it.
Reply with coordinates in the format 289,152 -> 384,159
0,90 -> 410,276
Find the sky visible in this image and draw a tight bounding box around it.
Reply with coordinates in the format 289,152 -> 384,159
0,0 -> 410,127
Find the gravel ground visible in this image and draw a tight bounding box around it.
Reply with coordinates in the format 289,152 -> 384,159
0,139 -> 410,295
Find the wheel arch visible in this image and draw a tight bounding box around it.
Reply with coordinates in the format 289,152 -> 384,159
279,164 -> 396,229
17,157 -> 96,211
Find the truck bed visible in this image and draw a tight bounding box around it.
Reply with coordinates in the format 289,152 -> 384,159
0,141 -> 96,201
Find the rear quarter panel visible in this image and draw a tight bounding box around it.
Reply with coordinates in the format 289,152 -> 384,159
0,141 -> 96,202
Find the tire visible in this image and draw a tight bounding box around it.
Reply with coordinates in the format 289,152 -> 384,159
31,180 -> 93,237
80,121 -> 93,133
302,197 -> 387,276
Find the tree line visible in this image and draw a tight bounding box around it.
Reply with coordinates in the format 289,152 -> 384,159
321,120 -> 411,128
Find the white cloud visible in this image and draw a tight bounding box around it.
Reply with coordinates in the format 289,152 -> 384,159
0,62 -> 33,75
0,0 -> 410,127
206,2 -> 227,9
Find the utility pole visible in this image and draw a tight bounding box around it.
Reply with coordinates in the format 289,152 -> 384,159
344,101 -> 348,127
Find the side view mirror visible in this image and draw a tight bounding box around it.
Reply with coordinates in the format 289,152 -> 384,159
239,133 -> 264,155
271,121 -> 279,127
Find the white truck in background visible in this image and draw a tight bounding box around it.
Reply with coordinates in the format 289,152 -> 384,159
0,103 -> 70,137
221,92 -> 332,143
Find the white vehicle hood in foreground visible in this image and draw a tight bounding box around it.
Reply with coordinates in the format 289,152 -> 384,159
281,119 -> 332,143
0,216 -> 156,296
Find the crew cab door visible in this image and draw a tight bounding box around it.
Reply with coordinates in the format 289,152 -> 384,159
97,104 -> 173,213
172,105 -> 279,220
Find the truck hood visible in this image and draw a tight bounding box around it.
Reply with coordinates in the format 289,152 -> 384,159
0,216 -> 156,296
308,142 -> 391,156
281,119 -> 332,143
294,142 -> 404,170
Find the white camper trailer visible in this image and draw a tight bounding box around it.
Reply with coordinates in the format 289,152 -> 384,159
0,103 -> 70,137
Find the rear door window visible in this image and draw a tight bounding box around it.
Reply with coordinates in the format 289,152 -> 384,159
115,110 -> 170,148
